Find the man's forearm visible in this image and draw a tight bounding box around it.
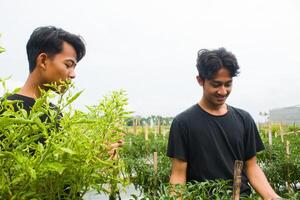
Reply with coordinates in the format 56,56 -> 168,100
169,158 -> 187,199
170,174 -> 186,185
247,164 -> 280,199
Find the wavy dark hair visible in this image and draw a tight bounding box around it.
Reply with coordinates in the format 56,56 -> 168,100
26,26 -> 86,73
196,47 -> 240,80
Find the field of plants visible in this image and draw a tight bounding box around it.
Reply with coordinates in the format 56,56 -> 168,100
119,122 -> 300,199
1,79 -> 300,199
1,45 -> 300,200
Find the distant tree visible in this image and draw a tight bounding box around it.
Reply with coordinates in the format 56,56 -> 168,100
259,111 -> 269,123
126,115 -> 174,126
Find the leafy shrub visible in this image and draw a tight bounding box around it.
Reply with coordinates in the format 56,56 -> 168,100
0,82 -> 130,199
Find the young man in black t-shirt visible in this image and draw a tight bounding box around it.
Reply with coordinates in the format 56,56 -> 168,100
167,48 -> 280,199
1,26 -> 85,144
1,26 -> 123,155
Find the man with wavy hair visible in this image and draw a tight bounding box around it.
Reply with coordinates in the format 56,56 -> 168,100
167,48 -> 280,199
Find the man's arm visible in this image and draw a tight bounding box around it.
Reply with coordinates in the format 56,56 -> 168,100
169,158 -> 187,199
169,158 -> 187,184
245,156 -> 281,199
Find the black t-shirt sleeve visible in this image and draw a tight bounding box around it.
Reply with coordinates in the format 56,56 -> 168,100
244,114 -> 265,160
167,118 -> 188,161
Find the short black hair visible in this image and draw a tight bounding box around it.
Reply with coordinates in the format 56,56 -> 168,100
196,47 -> 240,80
26,26 -> 86,73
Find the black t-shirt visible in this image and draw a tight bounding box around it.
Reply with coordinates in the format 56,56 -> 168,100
1,94 -> 61,144
167,104 -> 265,194
6,94 -> 59,119
6,94 -> 36,112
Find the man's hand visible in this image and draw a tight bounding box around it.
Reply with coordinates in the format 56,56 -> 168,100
108,139 -> 124,159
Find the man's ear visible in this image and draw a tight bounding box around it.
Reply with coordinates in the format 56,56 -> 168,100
36,53 -> 48,70
196,75 -> 204,86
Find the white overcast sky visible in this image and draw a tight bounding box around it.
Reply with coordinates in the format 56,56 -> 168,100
1,0 -> 300,121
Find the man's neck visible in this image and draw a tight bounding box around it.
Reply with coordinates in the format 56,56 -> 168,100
18,75 -> 43,99
198,99 -> 228,116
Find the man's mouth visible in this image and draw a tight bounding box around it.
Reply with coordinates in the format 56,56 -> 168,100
216,96 -> 227,101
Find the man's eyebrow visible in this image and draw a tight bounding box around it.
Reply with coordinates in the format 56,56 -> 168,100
65,59 -> 77,65
212,80 -> 232,83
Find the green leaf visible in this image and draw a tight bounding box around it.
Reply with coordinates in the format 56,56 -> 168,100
45,162 -> 66,174
0,47 -> 5,53
27,167 -> 37,180
59,147 -> 76,155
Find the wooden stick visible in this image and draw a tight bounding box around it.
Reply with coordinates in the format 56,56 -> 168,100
153,151 -> 158,196
286,140 -> 291,192
133,118 -> 137,135
136,119 -> 140,135
286,140 -> 290,157
162,128 -> 166,138
268,129 -> 272,145
144,124 -> 149,141
232,160 -> 243,200
280,123 -> 284,143
157,118 -> 161,135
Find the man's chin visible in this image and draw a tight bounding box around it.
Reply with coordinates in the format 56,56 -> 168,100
214,99 -> 227,106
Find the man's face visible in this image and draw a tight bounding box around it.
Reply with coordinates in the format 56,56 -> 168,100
43,42 -> 77,91
198,68 -> 233,107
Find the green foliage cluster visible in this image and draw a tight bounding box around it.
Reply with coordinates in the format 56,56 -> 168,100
123,123 -> 300,199
121,132 -> 170,197
257,128 -> 300,197
0,82 -> 130,199
140,180 -> 261,200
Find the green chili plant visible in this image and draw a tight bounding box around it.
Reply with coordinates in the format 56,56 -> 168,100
0,81 -> 131,199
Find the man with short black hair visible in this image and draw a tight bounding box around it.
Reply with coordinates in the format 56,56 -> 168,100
2,25 -> 123,154
167,48 -> 280,199
9,26 -> 85,104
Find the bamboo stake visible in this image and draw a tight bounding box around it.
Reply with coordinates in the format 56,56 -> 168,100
133,118 -> 137,135
268,128 -> 272,146
162,128 -> 166,138
286,140 -> 291,192
232,160 -> 243,200
153,151 -> 158,196
286,141 -> 290,158
280,123 -> 284,143
157,118 -> 161,135
144,124 -> 149,141
137,119 -> 140,134
154,125 -> 157,140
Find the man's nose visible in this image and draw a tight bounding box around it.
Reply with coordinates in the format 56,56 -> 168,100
217,86 -> 227,96
69,69 -> 76,79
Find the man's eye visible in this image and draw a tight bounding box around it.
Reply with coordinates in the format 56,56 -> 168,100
212,83 -> 220,87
